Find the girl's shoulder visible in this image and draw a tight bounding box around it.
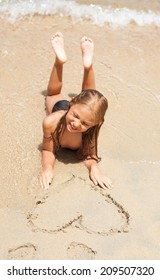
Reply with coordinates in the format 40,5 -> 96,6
43,111 -> 65,134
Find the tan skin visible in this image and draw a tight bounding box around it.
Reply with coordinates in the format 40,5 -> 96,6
40,32 -> 113,190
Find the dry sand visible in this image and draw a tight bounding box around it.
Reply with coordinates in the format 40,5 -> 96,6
0,16 -> 160,260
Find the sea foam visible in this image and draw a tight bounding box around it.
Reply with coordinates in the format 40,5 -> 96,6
0,0 -> 160,27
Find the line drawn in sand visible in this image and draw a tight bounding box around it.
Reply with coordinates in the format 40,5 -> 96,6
8,243 -> 37,260
67,242 -> 97,260
27,176 -> 130,236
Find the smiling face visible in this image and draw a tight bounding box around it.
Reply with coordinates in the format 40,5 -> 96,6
65,103 -> 96,133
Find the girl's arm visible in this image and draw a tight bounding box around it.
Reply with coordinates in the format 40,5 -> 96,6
83,135 -> 113,190
40,116 -> 56,189
84,159 -> 112,190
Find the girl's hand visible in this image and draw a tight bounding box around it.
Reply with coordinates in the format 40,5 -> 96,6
89,164 -> 113,190
40,167 -> 54,190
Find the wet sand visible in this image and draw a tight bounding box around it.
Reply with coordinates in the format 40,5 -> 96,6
0,16 -> 160,259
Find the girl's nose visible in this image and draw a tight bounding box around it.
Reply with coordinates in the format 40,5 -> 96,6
74,120 -> 81,129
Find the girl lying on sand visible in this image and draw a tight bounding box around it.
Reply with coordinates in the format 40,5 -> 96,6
40,32 -> 112,190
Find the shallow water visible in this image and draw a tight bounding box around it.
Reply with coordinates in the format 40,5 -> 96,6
0,0 -> 160,26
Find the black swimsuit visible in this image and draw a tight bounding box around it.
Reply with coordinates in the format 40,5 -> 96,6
52,100 -> 69,113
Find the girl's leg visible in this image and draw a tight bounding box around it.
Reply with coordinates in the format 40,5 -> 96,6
46,32 -> 67,114
81,37 -> 96,90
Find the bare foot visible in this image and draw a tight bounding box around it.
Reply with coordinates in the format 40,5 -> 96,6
81,36 -> 94,69
51,32 -> 67,63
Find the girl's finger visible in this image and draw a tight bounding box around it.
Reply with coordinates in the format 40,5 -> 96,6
91,176 -> 98,186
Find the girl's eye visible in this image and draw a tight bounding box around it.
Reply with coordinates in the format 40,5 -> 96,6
73,113 -> 79,118
82,122 -> 89,126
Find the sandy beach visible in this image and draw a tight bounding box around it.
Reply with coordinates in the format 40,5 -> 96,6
0,15 -> 160,260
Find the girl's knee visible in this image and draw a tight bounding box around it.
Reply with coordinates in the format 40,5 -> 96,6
47,83 -> 62,96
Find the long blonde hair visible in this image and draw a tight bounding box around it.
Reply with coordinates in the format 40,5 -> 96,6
53,89 -> 108,161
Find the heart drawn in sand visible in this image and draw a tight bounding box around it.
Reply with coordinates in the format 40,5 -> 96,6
27,176 -> 130,236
